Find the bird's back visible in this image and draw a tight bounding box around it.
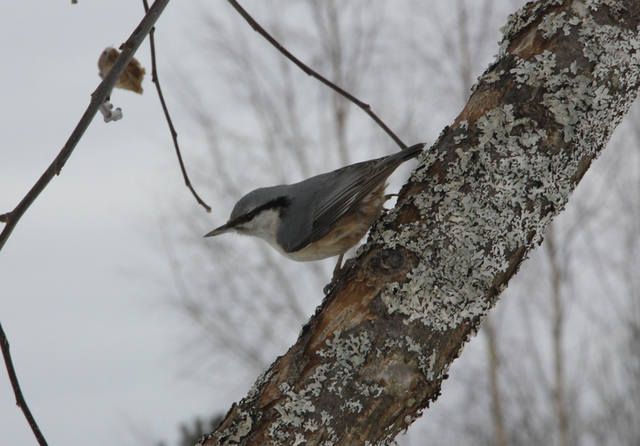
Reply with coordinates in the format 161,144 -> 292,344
277,144 -> 424,253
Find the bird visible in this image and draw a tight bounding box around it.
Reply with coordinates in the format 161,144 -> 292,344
204,143 -> 425,272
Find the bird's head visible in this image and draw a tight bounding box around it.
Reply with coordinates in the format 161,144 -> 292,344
204,186 -> 290,241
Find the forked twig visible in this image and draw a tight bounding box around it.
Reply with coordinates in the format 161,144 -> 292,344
142,0 -> 212,212
1,323 -> 48,446
226,0 -> 408,150
0,0 -> 170,252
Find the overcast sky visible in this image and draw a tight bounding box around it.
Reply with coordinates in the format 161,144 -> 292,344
0,2 -> 230,445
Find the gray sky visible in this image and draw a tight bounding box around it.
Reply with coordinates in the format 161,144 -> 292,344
0,2 -> 227,445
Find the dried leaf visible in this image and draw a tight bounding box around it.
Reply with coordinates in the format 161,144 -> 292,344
97,47 -> 145,94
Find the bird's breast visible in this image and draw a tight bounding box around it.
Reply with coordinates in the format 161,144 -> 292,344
284,183 -> 388,261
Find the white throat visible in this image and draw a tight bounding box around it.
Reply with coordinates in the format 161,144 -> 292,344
235,208 -> 283,252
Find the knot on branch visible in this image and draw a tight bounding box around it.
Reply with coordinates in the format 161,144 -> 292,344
365,248 -> 415,281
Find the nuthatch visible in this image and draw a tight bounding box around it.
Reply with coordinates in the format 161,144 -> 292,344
204,143 -> 425,267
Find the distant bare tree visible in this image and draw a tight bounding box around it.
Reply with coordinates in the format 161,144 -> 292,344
584,109 -> 640,446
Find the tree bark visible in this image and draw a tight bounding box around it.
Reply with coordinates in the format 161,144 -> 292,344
200,1 -> 640,444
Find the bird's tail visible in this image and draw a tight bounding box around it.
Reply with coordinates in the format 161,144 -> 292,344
401,142 -> 426,159
388,142 -> 425,164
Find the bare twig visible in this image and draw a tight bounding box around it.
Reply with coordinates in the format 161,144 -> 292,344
142,0 -> 212,212
0,0 -> 170,252
0,323 -> 48,446
226,0 -> 408,150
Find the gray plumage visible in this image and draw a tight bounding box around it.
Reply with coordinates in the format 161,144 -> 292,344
206,143 -> 425,259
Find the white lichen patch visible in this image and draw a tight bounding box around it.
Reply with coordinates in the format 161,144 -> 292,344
424,350 -> 439,381
477,70 -> 503,84
380,328 -> 452,382
267,372 -> 326,442
318,330 -> 371,370
341,399 -> 364,413
266,331 -> 383,443
510,50 -> 558,86
292,433 -> 306,446
303,419 -> 319,433
202,368 -> 274,444
586,0 -> 627,14
208,409 -> 253,444
453,132 -> 468,144
375,221 -> 429,253
539,11 -> 572,38
403,335 -> 439,380
275,383 -> 316,424
355,380 -> 384,398
246,367 -> 274,401
580,23 -> 640,81
499,0 -> 564,55
506,5 -> 640,149
382,262 -> 494,331
320,410 -> 333,425
320,427 -> 338,446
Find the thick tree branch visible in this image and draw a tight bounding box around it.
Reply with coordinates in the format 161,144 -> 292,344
226,0 -> 408,150
1,323 -> 48,446
200,1 -> 640,445
0,0 -> 169,252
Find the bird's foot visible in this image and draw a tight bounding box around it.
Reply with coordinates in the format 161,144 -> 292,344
323,253 -> 344,295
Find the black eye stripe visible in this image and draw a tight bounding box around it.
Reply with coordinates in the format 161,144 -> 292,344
229,196 -> 289,227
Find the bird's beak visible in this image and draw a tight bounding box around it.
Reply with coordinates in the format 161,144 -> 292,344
204,222 -> 233,238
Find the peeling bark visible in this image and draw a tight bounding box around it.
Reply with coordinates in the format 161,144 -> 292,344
200,1 -> 640,445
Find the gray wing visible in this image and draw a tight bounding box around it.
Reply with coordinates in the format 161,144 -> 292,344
279,145 -> 423,253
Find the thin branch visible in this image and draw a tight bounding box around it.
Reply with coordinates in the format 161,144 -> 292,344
0,0 -> 170,252
0,323 -> 48,446
226,0 -> 408,150
142,0 -> 211,213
